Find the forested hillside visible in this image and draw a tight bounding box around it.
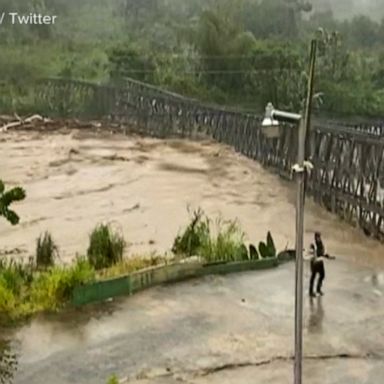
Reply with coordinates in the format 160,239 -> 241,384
1,0 -> 384,117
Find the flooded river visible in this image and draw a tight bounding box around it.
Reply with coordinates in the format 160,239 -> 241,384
0,127 -> 383,267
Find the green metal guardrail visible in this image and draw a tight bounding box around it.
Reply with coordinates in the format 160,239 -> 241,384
72,257 -> 281,307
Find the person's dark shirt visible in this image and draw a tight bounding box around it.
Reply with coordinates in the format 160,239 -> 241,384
315,239 -> 325,257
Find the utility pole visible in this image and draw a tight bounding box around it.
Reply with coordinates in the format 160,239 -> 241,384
293,39 -> 317,384
261,39 -> 318,384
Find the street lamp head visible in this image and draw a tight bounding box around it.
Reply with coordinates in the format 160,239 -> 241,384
262,102 -> 280,129
261,102 -> 280,138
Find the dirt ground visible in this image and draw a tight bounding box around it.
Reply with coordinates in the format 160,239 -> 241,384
1,127 -> 383,266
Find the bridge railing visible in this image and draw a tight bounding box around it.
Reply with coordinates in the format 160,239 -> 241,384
35,77 -> 384,241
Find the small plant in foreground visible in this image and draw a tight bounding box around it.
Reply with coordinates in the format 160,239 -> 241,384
36,232 -> 59,268
107,375 -> 119,384
258,231 -> 277,258
249,244 -> 259,259
199,218 -> 247,263
87,223 -> 126,270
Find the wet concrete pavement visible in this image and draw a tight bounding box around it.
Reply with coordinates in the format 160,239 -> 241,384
12,259 -> 384,384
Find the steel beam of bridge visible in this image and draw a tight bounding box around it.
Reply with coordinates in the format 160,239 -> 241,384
36,77 -> 384,240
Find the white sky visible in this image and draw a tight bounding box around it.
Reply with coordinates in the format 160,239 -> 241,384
311,0 -> 384,21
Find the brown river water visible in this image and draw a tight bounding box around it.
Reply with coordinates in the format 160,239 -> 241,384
1,128 -> 383,268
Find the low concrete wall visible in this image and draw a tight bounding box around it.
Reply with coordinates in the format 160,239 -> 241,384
72,258 -> 279,307
72,275 -> 132,306
129,262 -> 203,294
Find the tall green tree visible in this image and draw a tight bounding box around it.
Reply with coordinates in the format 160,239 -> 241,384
243,0 -> 312,40
193,2 -> 256,92
347,15 -> 380,48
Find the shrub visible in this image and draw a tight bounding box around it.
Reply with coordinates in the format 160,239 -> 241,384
0,264 -> 25,298
199,218 -> 247,263
173,209 -> 249,262
0,259 -> 34,321
266,231 -> 276,255
172,209 -> 210,257
0,282 -> 16,315
28,257 -> 95,312
87,224 -> 126,270
249,244 -> 259,260
107,375 -> 119,384
36,232 -> 59,268
0,258 -> 34,296
0,257 -> 95,321
173,209 -> 277,262
258,231 -> 277,258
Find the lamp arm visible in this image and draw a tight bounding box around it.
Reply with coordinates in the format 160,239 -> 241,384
271,110 -> 302,124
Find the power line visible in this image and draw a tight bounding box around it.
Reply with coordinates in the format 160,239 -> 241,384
112,54 -> 301,60
163,54 -> 298,59
116,69 -> 303,74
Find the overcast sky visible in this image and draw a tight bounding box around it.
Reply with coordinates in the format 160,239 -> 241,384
311,0 -> 384,20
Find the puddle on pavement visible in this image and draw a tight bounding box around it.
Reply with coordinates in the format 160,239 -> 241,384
307,297 -> 325,334
3,300 -> 121,365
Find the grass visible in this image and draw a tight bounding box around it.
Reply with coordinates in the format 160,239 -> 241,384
0,258 -> 34,297
199,218 -> 249,263
173,209 -> 258,263
172,208 -> 210,257
0,253 -> 171,324
0,252 -> 171,324
0,257 -> 95,325
173,208 -> 278,262
26,258 -> 95,313
0,213 -> 277,325
106,375 -> 119,384
96,253 -> 170,280
36,232 -> 59,268
87,223 -> 126,270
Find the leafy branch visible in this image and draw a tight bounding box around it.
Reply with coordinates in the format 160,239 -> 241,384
0,180 -> 26,226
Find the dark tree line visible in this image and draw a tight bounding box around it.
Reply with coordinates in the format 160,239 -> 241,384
1,0 -> 384,117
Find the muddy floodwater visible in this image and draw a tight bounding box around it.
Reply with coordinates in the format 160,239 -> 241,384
1,128 -> 383,267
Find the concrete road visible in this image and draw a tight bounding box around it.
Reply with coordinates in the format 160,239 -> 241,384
12,258 -> 384,384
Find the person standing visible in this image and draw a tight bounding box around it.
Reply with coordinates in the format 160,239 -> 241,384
309,232 -> 332,297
